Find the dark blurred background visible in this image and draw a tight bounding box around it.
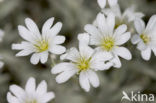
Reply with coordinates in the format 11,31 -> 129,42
0,0 -> 156,103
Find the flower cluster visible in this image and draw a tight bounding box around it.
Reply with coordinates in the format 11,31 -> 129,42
0,0 -> 154,102
132,16 -> 156,60
52,33 -> 113,92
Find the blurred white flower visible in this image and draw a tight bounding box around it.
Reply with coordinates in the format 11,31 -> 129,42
102,5 -> 144,31
7,77 -> 55,103
0,56 -> 4,69
85,13 -> 132,68
0,0 -> 4,2
0,29 -> 4,69
0,29 -> 4,42
97,0 -> 118,9
12,18 -> 66,65
51,33 -> 113,92
131,15 -> 156,60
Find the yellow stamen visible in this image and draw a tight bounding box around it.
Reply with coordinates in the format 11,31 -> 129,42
76,57 -> 91,72
34,39 -> 49,52
26,100 -> 37,103
140,34 -> 150,44
101,36 -> 115,51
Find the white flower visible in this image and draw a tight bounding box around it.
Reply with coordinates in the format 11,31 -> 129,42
97,0 -> 118,9
0,29 -> 4,42
51,33 -> 113,92
102,5 -> 144,31
7,77 -> 55,103
85,13 -> 132,68
12,18 -> 66,65
131,15 -> 156,60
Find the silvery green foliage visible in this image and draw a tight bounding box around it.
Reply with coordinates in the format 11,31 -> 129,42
0,0 -> 156,103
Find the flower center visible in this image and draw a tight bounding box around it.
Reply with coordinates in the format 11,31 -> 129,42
34,39 -> 49,52
76,57 -> 91,72
101,36 -> 115,51
140,34 -> 150,44
26,99 -> 37,103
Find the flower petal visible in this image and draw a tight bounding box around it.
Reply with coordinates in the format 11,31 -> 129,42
151,46 -> 156,56
30,53 -> 40,65
87,70 -> 99,88
49,22 -> 62,37
40,92 -> 55,102
18,26 -> 36,42
79,71 -> 90,92
55,69 -> 77,84
36,80 -> 47,95
79,44 -> 94,59
115,32 -> 131,45
96,13 -> 108,34
108,0 -> 118,7
84,24 -> 101,37
40,51 -> 48,64
91,61 -> 113,71
12,42 -> 33,50
52,62 -> 77,74
25,18 -> 40,38
137,41 -> 147,50
114,24 -> 127,37
113,47 -> 132,60
78,33 -> 90,45
110,55 -> 121,68
15,49 -> 33,57
60,47 -> 80,62
134,19 -> 145,34
50,45 -> 66,55
146,15 -> 156,32
53,36 -> 65,44
97,0 -> 106,9
42,17 -> 54,35
141,47 -> 151,61
7,92 -> 20,103
9,85 -> 25,99
91,51 -> 113,62
131,34 -> 140,44
25,77 -> 36,94
107,13 -> 115,35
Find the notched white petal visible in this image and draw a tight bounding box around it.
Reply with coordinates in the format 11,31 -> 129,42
51,62 -> 77,74
36,80 -> 47,95
113,47 -> 132,60
115,32 -> 131,45
49,22 -> 62,37
79,71 -> 90,92
87,70 -> 100,88
25,77 -> 36,94
141,48 -> 151,61
30,53 -> 40,65
97,0 -> 106,9
55,69 -> 77,84
42,17 -> 54,34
